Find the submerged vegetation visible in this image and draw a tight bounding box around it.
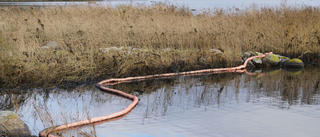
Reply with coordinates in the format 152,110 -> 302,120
0,3 -> 320,88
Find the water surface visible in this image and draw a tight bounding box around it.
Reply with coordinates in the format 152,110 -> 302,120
1,67 -> 319,137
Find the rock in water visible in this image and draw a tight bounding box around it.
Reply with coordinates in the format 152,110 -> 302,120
279,56 -> 290,66
0,111 -> 31,137
242,51 -> 253,60
252,57 -> 263,67
263,54 -> 280,67
283,58 -> 304,68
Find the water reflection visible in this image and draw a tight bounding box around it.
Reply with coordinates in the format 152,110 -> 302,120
0,67 -> 319,136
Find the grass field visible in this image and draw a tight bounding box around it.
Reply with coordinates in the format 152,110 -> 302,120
0,3 -> 319,88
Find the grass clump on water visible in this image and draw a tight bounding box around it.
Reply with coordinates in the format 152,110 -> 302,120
0,3 -> 320,88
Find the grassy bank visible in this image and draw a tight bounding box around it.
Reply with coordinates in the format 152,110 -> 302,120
0,4 -> 320,88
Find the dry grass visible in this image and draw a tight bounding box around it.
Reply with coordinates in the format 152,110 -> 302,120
0,3 -> 319,88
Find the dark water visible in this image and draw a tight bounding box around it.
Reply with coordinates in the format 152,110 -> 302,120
1,67 -> 320,137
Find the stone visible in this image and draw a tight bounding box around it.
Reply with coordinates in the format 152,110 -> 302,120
245,60 -> 255,68
242,51 -> 256,63
99,46 -> 123,53
0,111 -> 31,137
251,57 -> 263,67
279,56 -> 290,62
283,58 -> 304,68
279,56 -> 291,67
263,54 -> 280,67
242,51 -> 253,59
41,41 -> 61,50
210,49 -> 223,54
253,52 -> 263,56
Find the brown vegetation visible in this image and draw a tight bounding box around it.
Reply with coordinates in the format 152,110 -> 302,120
0,3 -> 319,88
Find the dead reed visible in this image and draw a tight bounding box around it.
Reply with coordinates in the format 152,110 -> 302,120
0,3 -> 319,88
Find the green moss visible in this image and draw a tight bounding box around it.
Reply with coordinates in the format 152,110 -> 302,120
0,111 -> 20,121
7,114 -> 18,120
288,58 -> 303,63
254,52 -> 263,56
253,57 -> 261,60
280,56 -> 290,60
267,54 -> 280,62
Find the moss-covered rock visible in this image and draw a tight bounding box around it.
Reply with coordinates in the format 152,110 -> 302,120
0,111 -> 31,137
253,52 -> 263,56
252,57 -> 263,67
288,58 -> 303,63
279,56 -> 290,62
279,56 -> 290,67
283,58 -> 304,68
263,54 -> 280,67
242,51 -> 254,59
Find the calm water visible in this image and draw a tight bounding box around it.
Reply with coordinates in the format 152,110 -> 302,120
1,67 -> 320,137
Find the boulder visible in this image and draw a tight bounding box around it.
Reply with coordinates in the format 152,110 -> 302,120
242,51 -> 262,62
279,55 -> 290,63
283,58 -> 304,69
253,52 -> 263,56
246,60 -> 255,68
0,111 -> 31,137
242,51 -> 253,64
251,57 -> 263,67
41,41 -> 61,50
242,51 -> 254,59
263,54 -> 280,67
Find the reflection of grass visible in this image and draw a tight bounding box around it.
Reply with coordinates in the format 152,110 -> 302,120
33,97 -> 97,137
0,4 -> 320,88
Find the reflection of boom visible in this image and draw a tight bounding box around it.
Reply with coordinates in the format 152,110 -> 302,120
39,52 -> 272,137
